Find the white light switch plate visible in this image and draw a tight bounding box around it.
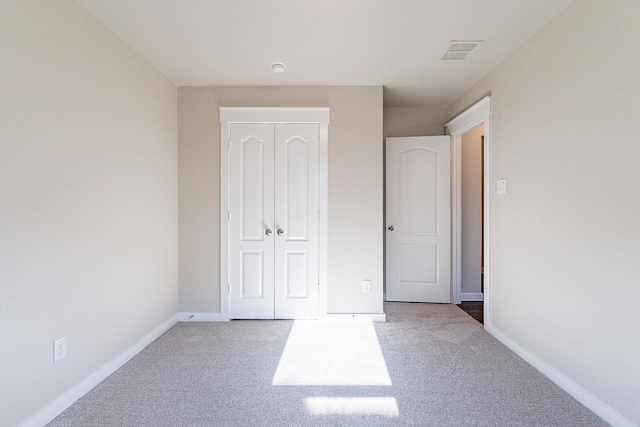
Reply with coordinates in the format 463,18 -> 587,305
497,179 -> 507,195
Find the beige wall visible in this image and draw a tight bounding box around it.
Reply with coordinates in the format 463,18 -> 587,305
383,107 -> 446,138
0,1 -> 178,426
178,86 -> 384,315
447,0 -> 640,423
461,126 -> 483,297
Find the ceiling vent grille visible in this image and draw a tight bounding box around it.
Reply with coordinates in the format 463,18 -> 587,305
440,40 -> 483,61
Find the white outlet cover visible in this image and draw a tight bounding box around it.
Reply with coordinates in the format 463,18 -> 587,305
497,179 -> 507,195
362,280 -> 372,293
54,336 -> 67,363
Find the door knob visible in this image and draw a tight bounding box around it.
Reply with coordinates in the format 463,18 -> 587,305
388,225 -> 394,231
277,229 -> 284,236
265,229 -> 272,236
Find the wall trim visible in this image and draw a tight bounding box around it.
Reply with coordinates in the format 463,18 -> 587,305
322,313 -> 387,323
178,312 -> 230,322
178,312 -> 386,322
445,96 -> 492,329
486,324 -> 634,427
460,293 -> 484,301
445,96 -> 491,135
23,314 -> 178,427
219,107 -> 330,125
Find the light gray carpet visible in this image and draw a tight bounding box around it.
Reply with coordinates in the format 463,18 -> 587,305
48,302 -> 607,426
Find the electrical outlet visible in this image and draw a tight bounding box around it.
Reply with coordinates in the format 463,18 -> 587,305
362,280 -> 371,293
53,336 -> 67,363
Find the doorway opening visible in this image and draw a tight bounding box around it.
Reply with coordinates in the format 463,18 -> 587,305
446,96 -> 491,326
458,125 -> 484,322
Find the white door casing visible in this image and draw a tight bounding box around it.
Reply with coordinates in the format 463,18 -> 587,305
220,108 -> 329,320
446,96 -> 491,319
385,136 -> 451,303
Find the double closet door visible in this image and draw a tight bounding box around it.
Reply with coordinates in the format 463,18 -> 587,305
229,123 -> 319,319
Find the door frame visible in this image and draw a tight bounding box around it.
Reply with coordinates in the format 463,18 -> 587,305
445,96 -> 491,325
219,108 -> 330,320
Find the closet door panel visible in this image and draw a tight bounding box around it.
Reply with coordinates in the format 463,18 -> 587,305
229,123 -> 275,319
274,124 -> 319,318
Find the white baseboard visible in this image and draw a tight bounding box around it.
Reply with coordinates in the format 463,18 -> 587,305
485,323 -> 634,427
460,293 -> 484,301
322,313 -> 387,323
24,314 -> 178,427
178,312 -> 230,322
178,312 -> 386,322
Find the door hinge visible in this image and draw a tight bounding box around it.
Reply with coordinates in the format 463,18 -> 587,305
228,283 -> 231,294
228,211 -> 231,222
228,139 -> 231,150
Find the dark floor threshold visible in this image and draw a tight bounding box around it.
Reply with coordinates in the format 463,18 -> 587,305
457,301 -> 484,324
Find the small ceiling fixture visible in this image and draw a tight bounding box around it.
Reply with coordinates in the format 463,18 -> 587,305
440,40 -> 483,61
271,62 -> 287,73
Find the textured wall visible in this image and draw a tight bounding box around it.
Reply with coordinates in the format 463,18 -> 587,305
447,0 -> 640,423
178,86 -> 384,316
0,1 -> 178,426
383,107 -> 446,138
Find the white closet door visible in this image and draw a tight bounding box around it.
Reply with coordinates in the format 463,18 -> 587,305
229,123 -> 275,319
274,124 -> 319,318
228,123 -> 319,319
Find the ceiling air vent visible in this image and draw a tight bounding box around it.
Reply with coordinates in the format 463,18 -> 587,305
440,40 -> 483,61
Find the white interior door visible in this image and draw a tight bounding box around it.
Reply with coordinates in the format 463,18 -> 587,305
385,136 -> 451,303
229,123 -> 319,319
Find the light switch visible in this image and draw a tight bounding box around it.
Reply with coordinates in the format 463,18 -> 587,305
497,179 -> 507,195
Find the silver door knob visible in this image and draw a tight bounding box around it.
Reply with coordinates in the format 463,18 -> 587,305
277,229 -> 284,236
265,229 -> 272,236
388,225 -> 394,231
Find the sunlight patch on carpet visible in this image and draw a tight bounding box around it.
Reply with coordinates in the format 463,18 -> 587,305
272,319 -> 392,386
304,397 -> 399,417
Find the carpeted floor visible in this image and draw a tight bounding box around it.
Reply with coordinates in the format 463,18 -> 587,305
48,302 -> 607,426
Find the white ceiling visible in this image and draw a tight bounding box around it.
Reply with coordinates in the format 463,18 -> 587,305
74,0 -> 573,108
